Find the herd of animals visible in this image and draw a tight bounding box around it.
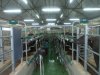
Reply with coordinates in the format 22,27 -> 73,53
22,32 -> 100,75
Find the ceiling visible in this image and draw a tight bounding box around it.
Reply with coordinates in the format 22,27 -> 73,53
0,0 -> 100,25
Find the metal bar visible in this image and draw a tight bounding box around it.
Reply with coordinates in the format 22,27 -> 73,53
89,25 -> 100,28
42,58 -> 44,75
21,39 -> 23,63
40,55 -> 42,75
87,62 -> 98,74
11,27 -> 15,72
76,27 -> 79,62
36,40 -> 38,52
0,36 -> 12,38
79,56 -> 98,74
64,27 -> 66,52
72,25 -> 74,60
25,24 -> 28,61
79,55 -> 84,61
0,64 -> 12,74
0,27 -> 4,63
99,27 -> 100,75
0,50 -> 12,56
84,25 -> 88,72
89,49 -> 100,56
88,34 -> 100,37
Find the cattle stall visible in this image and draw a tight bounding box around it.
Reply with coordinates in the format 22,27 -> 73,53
75,24 -> 100,75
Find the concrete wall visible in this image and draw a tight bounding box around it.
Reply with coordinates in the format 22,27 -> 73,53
68,60 -> 91,75
10,61 -> 35,75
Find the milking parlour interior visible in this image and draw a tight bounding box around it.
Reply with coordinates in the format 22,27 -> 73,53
1,0 -> 100,75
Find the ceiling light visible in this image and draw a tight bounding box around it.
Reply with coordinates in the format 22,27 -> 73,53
47,23 -> 55,26
42,7 -> 61,12
3,9 -> 22,13
83,8 -> 100,11
2,28 -> 11,31
24,19 -> 34,22
60,14 -> 63,18
22,0 -> 28,4
69,18 -> 80,21
70,0 -> 73,3
36,14 -> 40,19
32,23 -> 39,25
64,23 -> 71,25
46,19 -> 56,21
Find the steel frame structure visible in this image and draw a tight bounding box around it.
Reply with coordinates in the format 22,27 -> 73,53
75,24 -> 100,75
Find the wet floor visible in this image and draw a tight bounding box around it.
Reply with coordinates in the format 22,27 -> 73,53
32,57 -> 69,75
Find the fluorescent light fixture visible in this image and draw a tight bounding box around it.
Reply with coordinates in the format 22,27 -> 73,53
36,14 -> 40,19
32,23 -> 39,25
2,28 -> 11,31
83,8 -> 100,11
69,18 -> 80,21
70,0 -> 73,3
46,19 -> 56,21
42,7 -> 61,12
23,0 -> 28,4
60,14 -> 63,18
3,9 -> 22,13
24,19 -> 34,22
47,23 -> 55,25
64,23 -> 71,25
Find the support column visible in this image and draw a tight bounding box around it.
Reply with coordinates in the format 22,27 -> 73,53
76,27 -> 79,62
98,27 -> 100,75
84,25 -> 88,72
72,25 -> 74,60
0,27 -> 4,64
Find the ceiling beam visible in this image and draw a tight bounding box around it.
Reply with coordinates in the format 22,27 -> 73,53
73,10 -> 89,19
62,0 -> 85,22
3,0 -> 12,9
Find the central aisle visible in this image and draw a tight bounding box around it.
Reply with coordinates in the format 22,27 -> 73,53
32,57 -> 69,75
32,37 -> 69,75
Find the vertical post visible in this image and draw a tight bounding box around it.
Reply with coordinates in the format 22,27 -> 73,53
98,27 -> 100,75
0,27 -> 4,63
76,27 -> 79,62
11,27 -> 15,72
36,40 -> 38,52
25,24 -> 28,61
40,55 -> 42,75
84,25 -> 88,72
21,39 -> 23,63
64,27 -> 66,51
72,25 -> 74,60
